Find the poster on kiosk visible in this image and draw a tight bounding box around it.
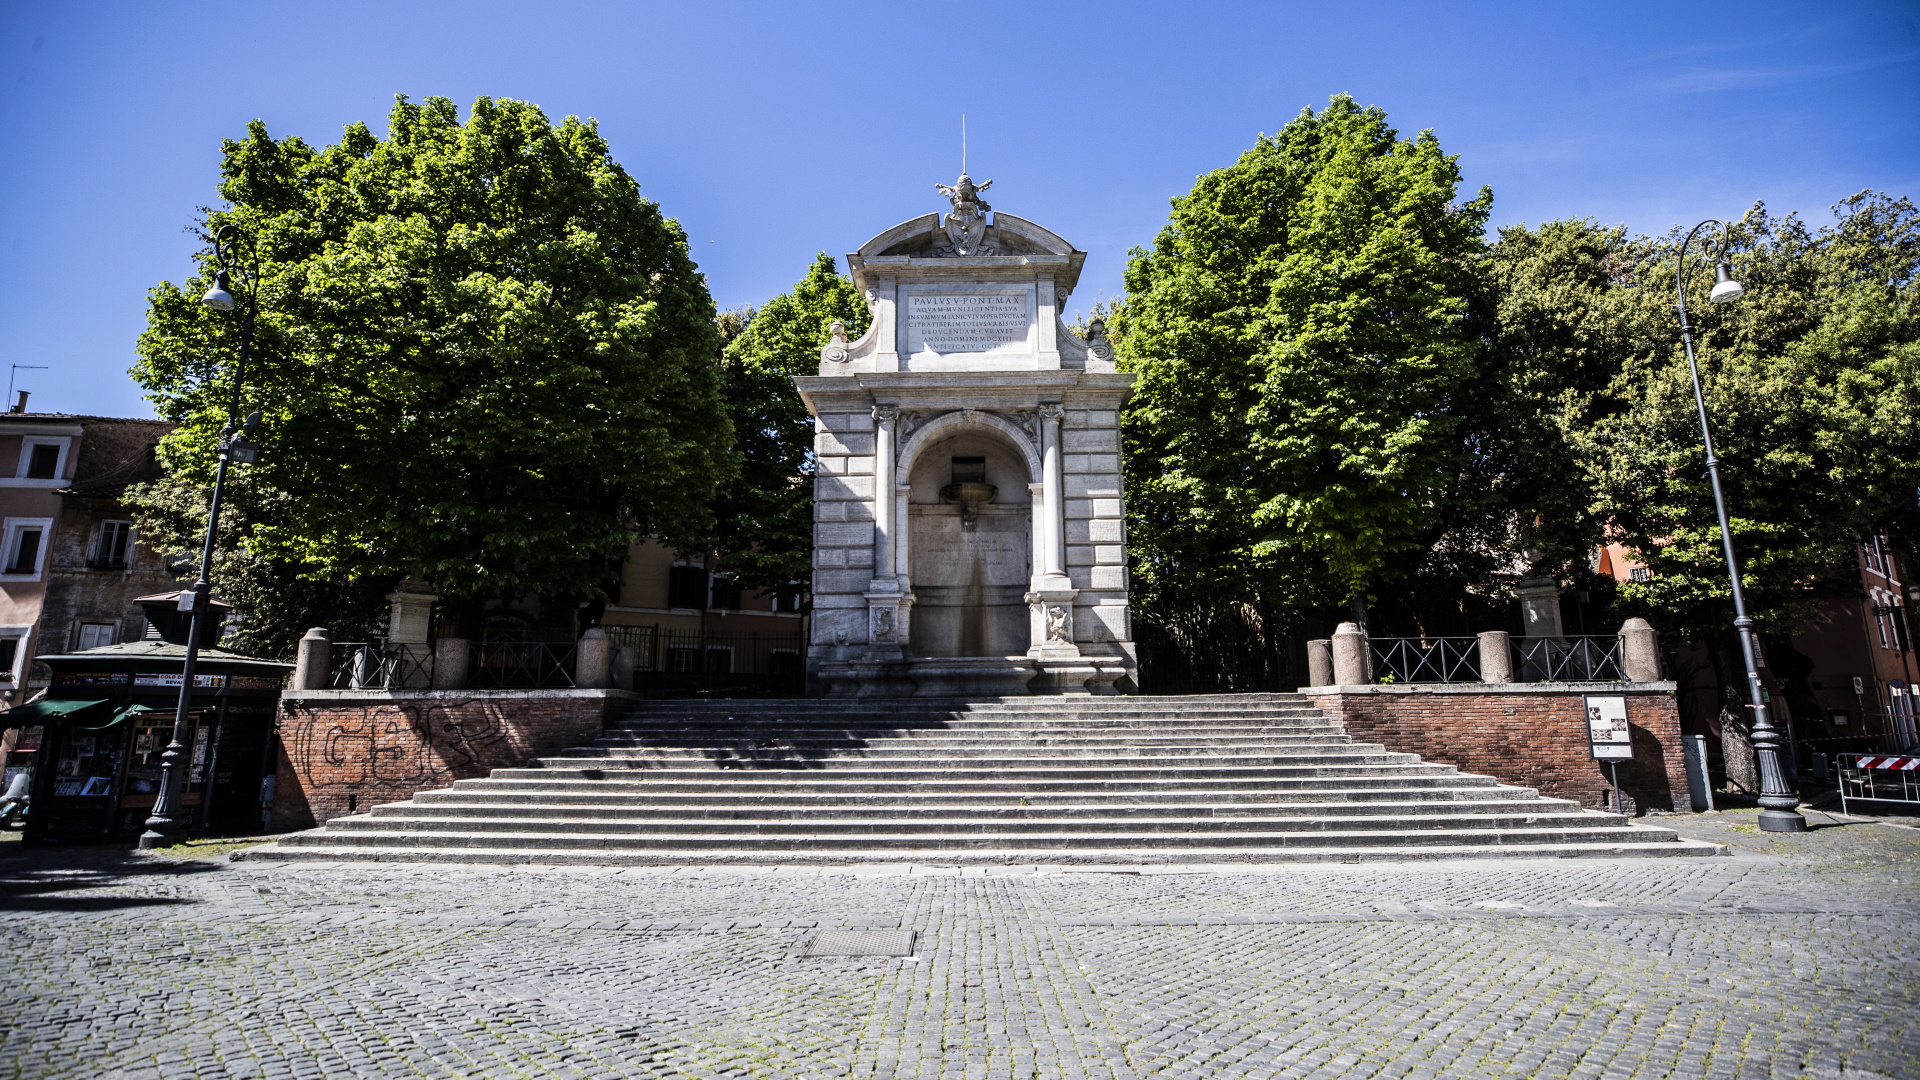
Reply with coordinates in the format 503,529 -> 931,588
1586,696 -> 1633,761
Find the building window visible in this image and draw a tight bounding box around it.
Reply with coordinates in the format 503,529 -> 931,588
25,444 -> 60,479
0,519 -> 51,578
77,623 -> 115,651
709,575 -> 742,612
0,628 -> 26,685
667,565 -> 708,610
92,520 -> 133,569
15,438 -> 68,481
771,585 -> 804,614
1629,566 -> 1652,582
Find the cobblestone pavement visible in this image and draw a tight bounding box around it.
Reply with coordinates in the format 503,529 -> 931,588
1,808 -> 1916,1080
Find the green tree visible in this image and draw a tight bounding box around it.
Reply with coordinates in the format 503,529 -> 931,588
1491,195 -> 1920,786
707,253 -> 870,598
1491,196 -> 1920,640
130,95 -> 733,651
1112,94 -> 1492,673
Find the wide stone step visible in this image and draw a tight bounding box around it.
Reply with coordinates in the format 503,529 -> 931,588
507,761 -> 1446,782
364,802 -> 1593,826
263,823 -> 1685,852
251,692 -> 1723,865
547,746 -> 1388,764
617,714 -> 1335,726
238,839 -> 1727,865
409,785 -> 1549,809
331,811 -> 1625,838
446,772 -> 1501,795
590,733 -> 1353,749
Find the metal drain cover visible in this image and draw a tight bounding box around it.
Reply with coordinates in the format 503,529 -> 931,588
803,930 -> 917,957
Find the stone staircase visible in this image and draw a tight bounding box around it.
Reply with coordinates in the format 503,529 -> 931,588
244,694 -> 1724,864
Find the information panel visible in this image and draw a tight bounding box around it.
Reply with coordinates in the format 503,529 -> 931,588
1585,695 -> 1633,761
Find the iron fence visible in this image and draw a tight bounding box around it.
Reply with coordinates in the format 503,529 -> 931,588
1370,637 -> 1481,684
1511,635 -> 1625,682
327,642 -> 435,690
601,623 -> 804,695
469,640 -> 578,690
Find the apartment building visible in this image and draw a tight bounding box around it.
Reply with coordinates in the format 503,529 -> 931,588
0,407 -> 175,706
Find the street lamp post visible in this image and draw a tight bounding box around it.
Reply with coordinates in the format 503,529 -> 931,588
138,224 -> 263,849
1674,218 -> 1805,833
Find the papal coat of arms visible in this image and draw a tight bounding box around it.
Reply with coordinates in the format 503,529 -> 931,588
935,173 -> 994,255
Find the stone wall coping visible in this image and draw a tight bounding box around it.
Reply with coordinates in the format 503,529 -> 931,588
281,688 -> 645,705
1299,681 -> 1675,696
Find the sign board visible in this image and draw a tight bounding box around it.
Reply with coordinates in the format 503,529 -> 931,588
1585,695 -> 1633,761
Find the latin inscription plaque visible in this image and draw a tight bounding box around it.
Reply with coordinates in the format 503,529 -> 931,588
905,292 -> 1030,355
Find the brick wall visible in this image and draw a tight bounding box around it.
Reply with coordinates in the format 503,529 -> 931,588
1306,683 -> 1692,813
272,689 -> 638,829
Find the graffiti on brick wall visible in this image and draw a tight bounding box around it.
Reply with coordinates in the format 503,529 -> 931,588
291,700 -> 510,795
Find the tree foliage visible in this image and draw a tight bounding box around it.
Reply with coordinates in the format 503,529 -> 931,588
1112,94 -> 1493,656
1492,194 -> 1920,644
129,95 -> 733,649
708,253 -> 869,596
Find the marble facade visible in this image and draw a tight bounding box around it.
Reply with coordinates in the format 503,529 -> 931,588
795,176 -> 1137,696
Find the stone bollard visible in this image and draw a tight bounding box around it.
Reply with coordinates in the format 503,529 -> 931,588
1306,639 -> 1333,688
294,628 -> 331,690
1476,630 -> 1513,683
1619,618 -> 1661,682
1330,622 -> 1369,686
575,627 -> 611,689
610,644 -> 634,691
432,637 -> 471,690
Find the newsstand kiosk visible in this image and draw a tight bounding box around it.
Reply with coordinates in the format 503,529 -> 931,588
12,592 -> 290,843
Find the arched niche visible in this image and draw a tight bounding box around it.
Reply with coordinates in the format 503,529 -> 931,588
902,422 -> 1033,658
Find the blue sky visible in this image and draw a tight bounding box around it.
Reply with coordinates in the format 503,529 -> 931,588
2,1 -> 1916,419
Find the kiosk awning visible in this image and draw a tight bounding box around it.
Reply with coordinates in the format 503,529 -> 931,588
0,699 -> 159,730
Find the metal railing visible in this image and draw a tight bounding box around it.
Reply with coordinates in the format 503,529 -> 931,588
1370,637 -> 1481,684
328,642 -> 435,690
602,623 -> 804,694
1511,635 -> 1624,682
468,640 -> 578,690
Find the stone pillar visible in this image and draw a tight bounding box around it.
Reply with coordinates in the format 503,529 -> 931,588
1514,578 -> 1564,638
1620,618 -> 1661,682
294,628 -> 330,690
1331,622 -> 1369,686
432,637 -> 471,690
610,645 -> 635,691
1477,630 -> 1514,683
384,578 -> 438,644
575,627 -> 611,689
1039,403 -> 1068,587
1027,483 -> 1048,589
871,405 -> 898,588
1305,639 -> 1333,688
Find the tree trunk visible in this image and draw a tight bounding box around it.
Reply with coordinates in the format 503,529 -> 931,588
1708,632 -> 1758,795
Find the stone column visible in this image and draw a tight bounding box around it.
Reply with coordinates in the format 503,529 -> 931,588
1477,630 -> 1514,683
575,627 -> 611,689
1038,403 -> 1068,587
1514,578 -> 1565,638
432,637 -> 471,690
1305,638 -> 1333,688
871,405 -> 898,588
1028,483 -> 1047,588
294,627 -> 330,691
1331,622 -> 1369,686
1619,618 -> 1661,682
384,578 -> 438,644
